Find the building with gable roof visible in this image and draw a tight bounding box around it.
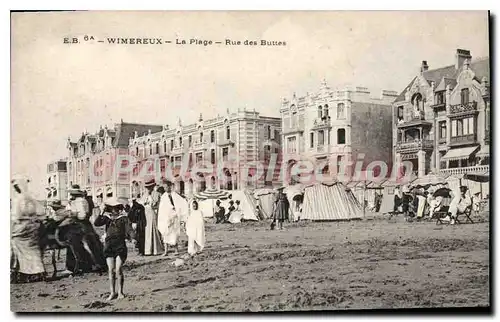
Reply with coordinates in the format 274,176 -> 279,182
393,49 -> 490,178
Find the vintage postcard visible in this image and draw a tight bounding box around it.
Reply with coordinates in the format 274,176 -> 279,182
10,11 -> 490,312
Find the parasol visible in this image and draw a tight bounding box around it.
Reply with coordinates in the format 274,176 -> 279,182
433,187 -> 452,198
193,189 -> 231,217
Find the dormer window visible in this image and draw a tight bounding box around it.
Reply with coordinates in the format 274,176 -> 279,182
318,106 -> 323,118
435,92 -> 445,105
461,88 -> 470,105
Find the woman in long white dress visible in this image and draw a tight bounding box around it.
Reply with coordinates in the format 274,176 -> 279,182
186,200 -> 205,256
140,181 -> 164,256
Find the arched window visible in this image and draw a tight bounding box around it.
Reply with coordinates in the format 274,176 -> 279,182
170,139 -> 174,150
324,104 -> 329,118
291,111 -> 297,128
337,103 -> 345,119
200,132 -> 203,143
337,128 -> 346,144
226,126 -> 231,140
155,143 -> 159,154
188,135 -> 192,147
318,106 -> 323,118
267,125 -> 271,139
179,137 -> 182,146
210,130 -> 215,143
163,141 -> 167,153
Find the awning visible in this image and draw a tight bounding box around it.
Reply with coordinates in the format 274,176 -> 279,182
441,146 -> 479,161
476,145 -> 490,158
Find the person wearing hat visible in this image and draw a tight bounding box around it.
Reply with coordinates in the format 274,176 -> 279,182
64,184 -> 106,274
158,180 -> 188,257
127,194 -> 147,255
272,187 -> 289,230
95,197 -> 135,301
443,186 -> 472,225
138,179 -> 164,256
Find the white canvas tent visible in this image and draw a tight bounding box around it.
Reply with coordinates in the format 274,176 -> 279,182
302,182 -> 363,221
253,188 -> 276,219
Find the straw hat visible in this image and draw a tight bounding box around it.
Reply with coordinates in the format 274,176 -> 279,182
68,184 -> 85,196
144,179 -> 156,188
104,197 -> 126,207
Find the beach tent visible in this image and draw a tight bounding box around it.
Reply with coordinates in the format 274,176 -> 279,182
379,179 -> 401,214
253,188 -> 276,219
301,181 -> 363,221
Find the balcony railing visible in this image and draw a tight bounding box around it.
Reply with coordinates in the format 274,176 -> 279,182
192,140 -> 207,150
395,139 -> 434,152
440,165 -> 489,176
438,137 -> 447,145
396,113 -> 432,128
312,117 -> 332,129
171,144 -> 186,154
449,134 -> 477,146
449,101 -> 478,115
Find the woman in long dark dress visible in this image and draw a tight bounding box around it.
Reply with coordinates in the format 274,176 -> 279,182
127,197 -> 146,255
273,188 -> 290,230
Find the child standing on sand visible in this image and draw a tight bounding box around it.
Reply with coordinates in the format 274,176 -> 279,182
95,197 -> 134,301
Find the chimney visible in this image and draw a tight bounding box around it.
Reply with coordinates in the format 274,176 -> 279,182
455,49 -> 472,69
420,61 -> 429,73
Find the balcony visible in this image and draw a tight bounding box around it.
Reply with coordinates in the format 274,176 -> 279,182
449,134 -> 477,147
311,117 -> 332,130
395,139 -> 434,153
440,165 -> 489,176
396,115 -> 432,129
171,144 -> 187,155
217,138 -> 235,147
449,101 -> 478,116
438,137 -> 447,145
192,140 -> 208,151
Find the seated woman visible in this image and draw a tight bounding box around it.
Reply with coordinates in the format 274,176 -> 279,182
214,200 -> 226,224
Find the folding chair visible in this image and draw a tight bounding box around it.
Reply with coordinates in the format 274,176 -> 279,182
455,204 -> 474,224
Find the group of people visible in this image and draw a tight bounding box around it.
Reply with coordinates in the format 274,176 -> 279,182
10,177 -> 207,301
214,195 -> 243,224
393,184 -> 477,225
133,178 -> 205,258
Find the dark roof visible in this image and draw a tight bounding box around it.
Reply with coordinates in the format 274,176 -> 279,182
435,77 -> 457,92
113,122 -> 163,147
394,57 -> 490,103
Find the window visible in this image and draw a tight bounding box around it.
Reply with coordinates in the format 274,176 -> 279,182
467,117 -> 474,135
222,147 -> 229,161
287,136 -> 297,154
318,106 -> 323,118
188,135 -> 192,147
324,104 -> 329,118
461,88 -> 469,105
318,130 -> 325,146
48,177 -> 51,184
135,147 -> 139,156
439,121 -> 446,139
174,156 -> 182,167
457,120 -> 463,136
337,155 -> 342,174
163,141 -> 167,153
196,152 -> 203,163
310,132 -> 314,148
291,111 -> 297,128
337,128 -> 346,144
337,103 -> 345,119
267,126 -> 271,139
149,145 -> 152,155
274,130 -> 279,141
436,92 -> 445,105
451,120 -> 457,137
397,106 -> 404,120
210,130 -> 215,143
210,149 -> 215,164
264,145 -> 271,162
170,139 -> 174,150
155,143 -> 159,154
200,132 -> 203,143
179,137 -> 182,146
226,126 -> 230,140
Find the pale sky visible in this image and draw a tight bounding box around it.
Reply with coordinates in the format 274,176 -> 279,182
11,11 -> 489,198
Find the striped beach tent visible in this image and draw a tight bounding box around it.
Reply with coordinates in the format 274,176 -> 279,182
301,181 -> 363,221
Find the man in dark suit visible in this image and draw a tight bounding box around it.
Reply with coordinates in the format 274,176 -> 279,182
128,195 -> 147,255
